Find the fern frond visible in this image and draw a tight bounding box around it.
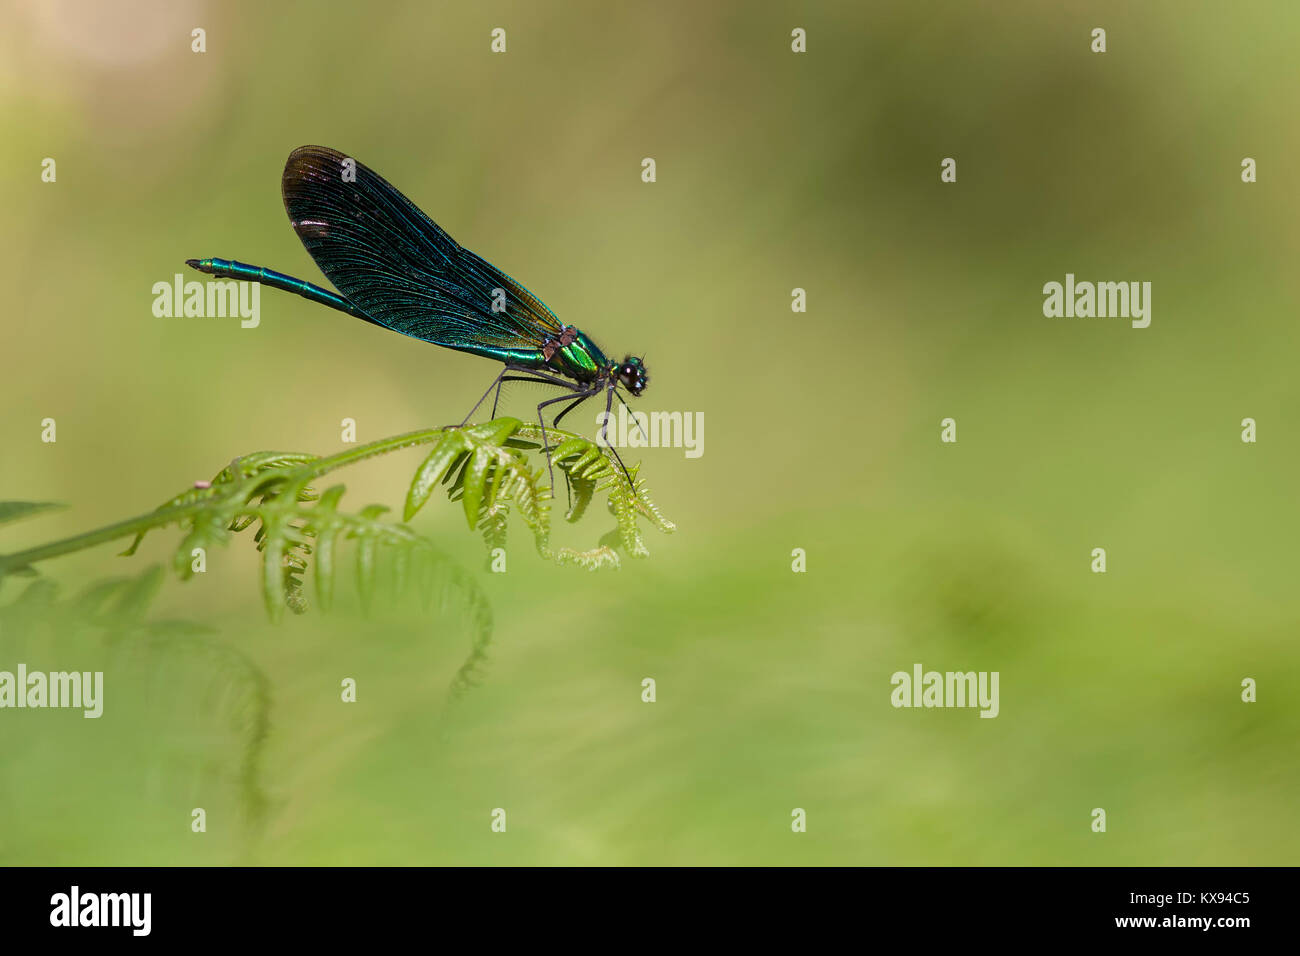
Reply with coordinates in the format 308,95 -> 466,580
0,417 -> 672,695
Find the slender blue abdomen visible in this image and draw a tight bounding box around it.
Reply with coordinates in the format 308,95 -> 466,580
185,257 -> 375,322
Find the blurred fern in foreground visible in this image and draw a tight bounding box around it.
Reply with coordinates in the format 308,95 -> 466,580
0,563 -> 273,845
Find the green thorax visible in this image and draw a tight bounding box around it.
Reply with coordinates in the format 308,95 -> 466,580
547,329 -> 609,383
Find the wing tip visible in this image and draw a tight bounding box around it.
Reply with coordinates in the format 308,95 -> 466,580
286,144 -> 344,165
283,145 -> 349,185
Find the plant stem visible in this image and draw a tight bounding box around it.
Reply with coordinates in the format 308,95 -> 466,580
302,427 -> 450,476
0,500 -> 205,572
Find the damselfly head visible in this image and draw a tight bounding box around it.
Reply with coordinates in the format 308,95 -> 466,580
616,356 -> 648,396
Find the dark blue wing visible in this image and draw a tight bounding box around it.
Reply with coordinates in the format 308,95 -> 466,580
281,145 -> 564,362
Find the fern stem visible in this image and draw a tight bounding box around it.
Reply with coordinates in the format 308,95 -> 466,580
302,427 -> 452,476
0,500 -> 206,574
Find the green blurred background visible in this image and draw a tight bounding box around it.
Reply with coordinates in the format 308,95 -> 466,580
1,0 -> 1297,865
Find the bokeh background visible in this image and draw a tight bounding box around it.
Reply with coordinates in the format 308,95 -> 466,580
1,0 -> 1297,865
